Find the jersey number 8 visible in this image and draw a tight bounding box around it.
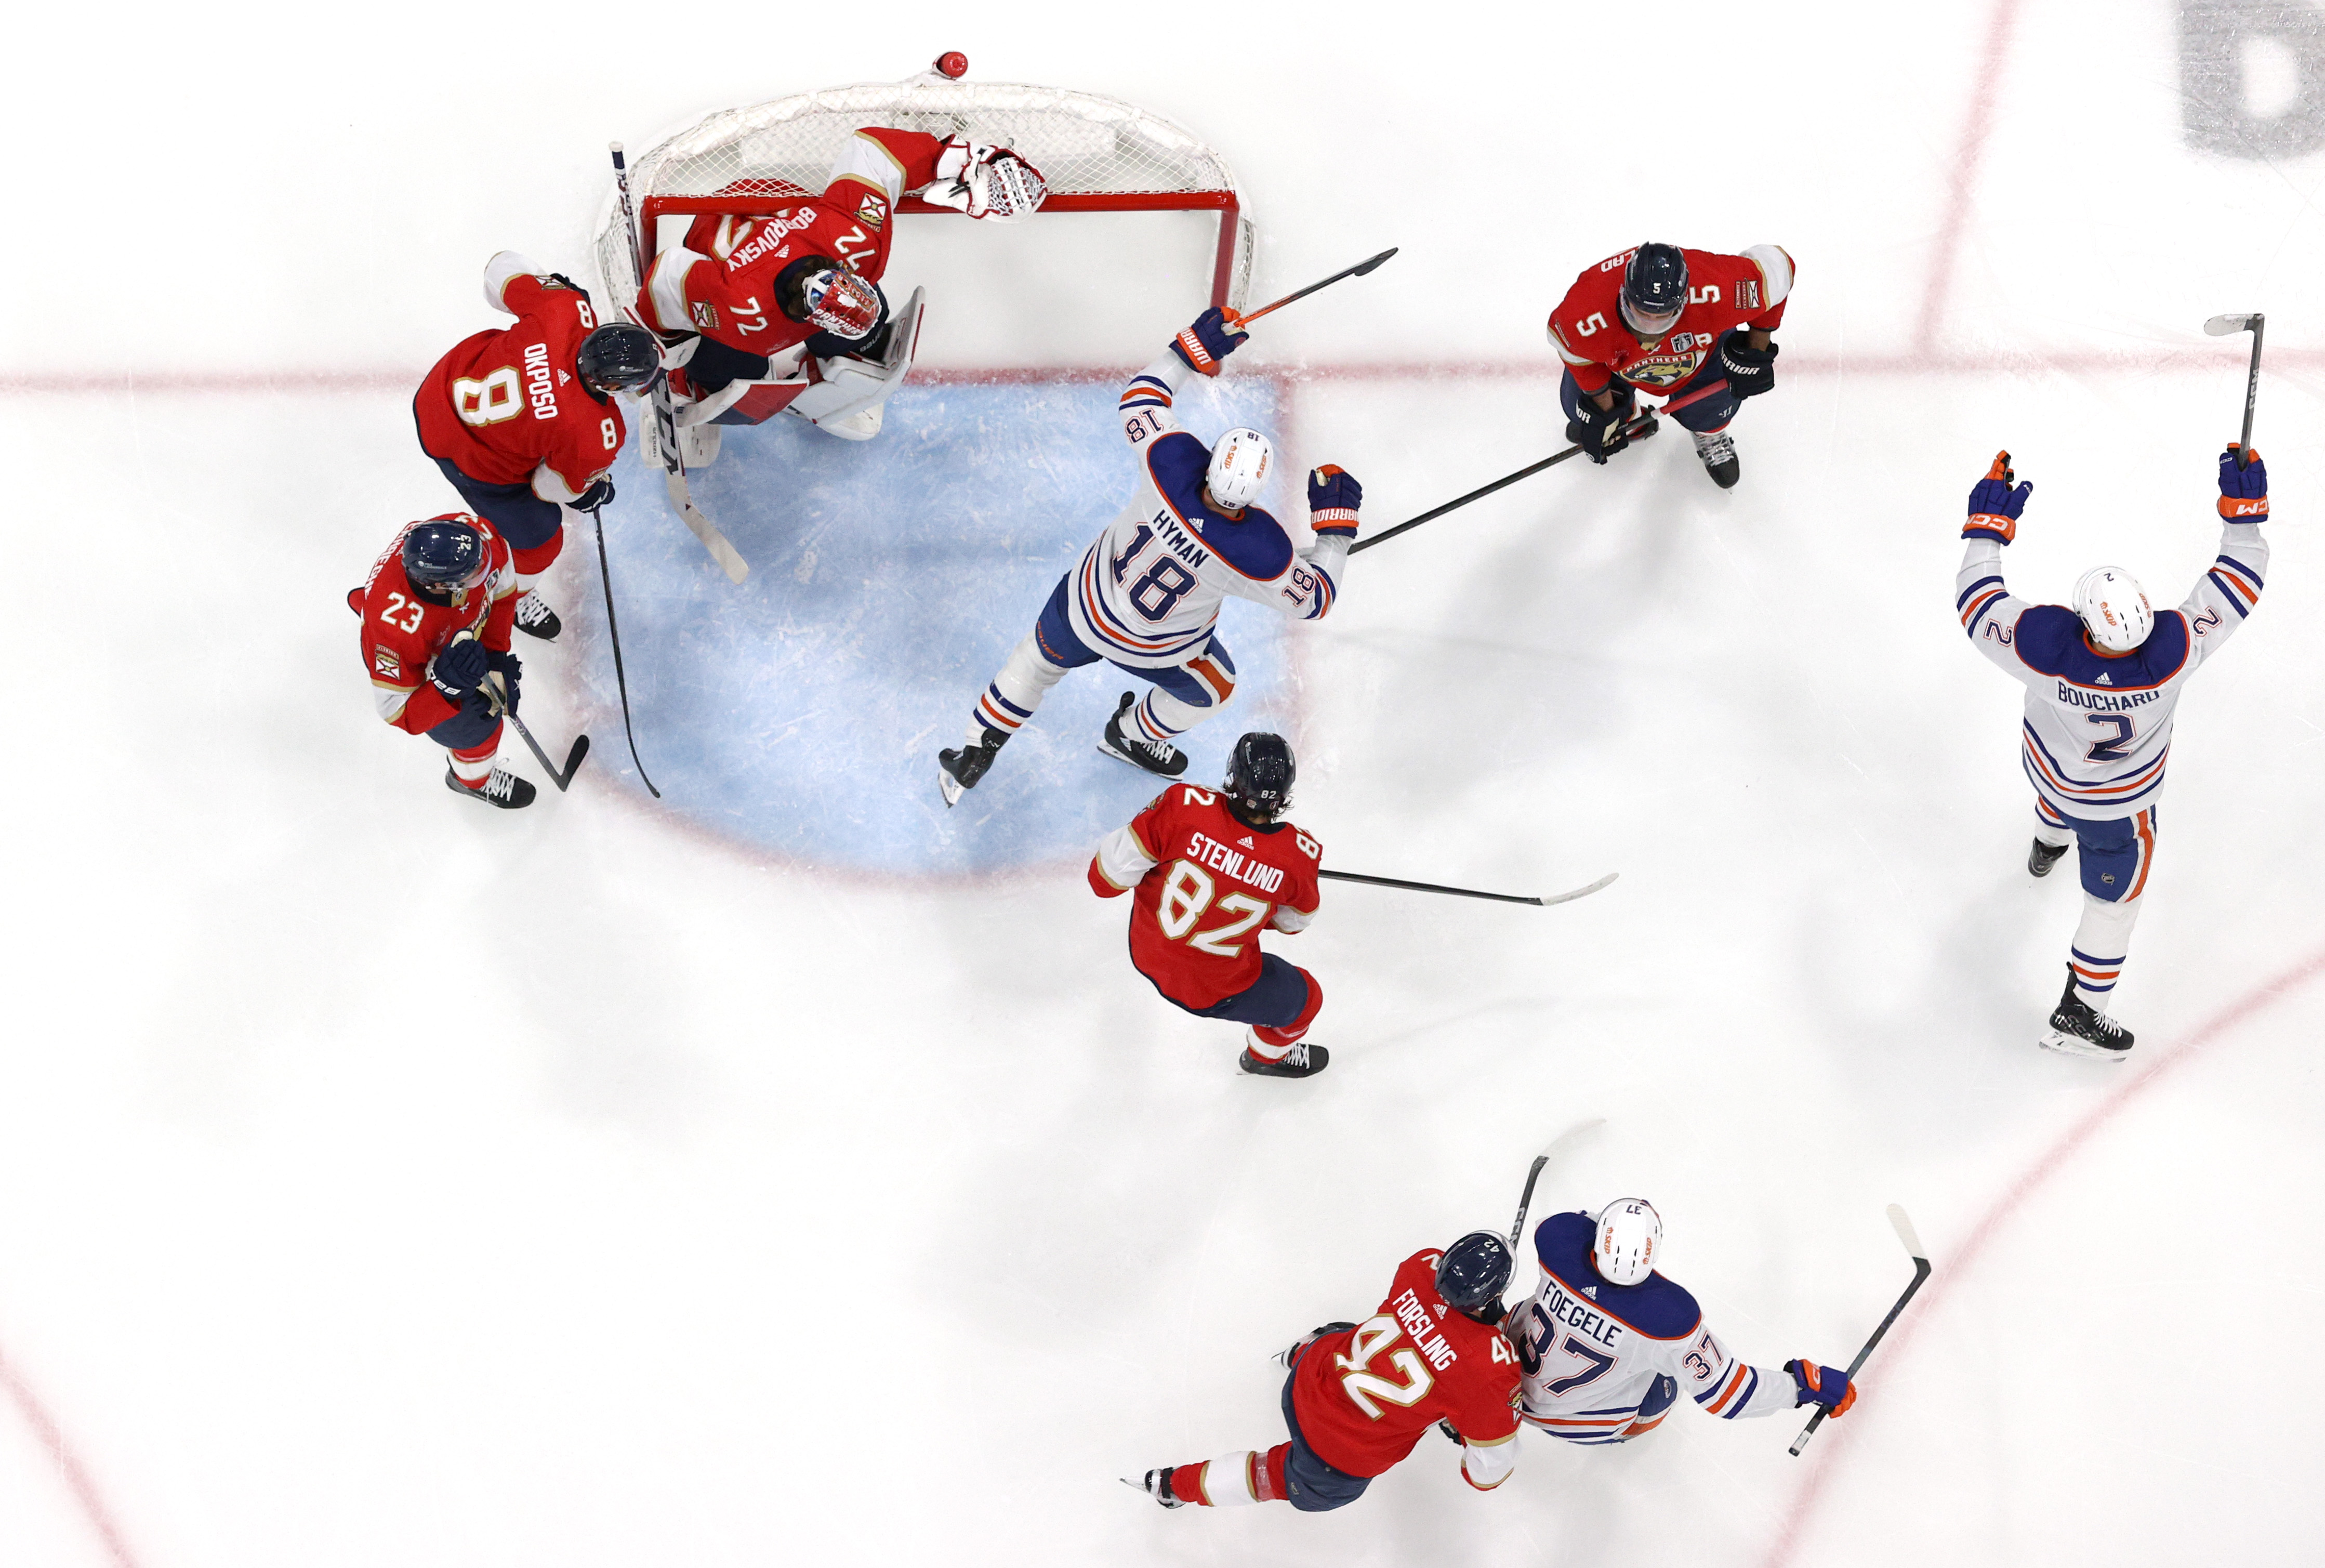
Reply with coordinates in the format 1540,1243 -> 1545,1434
1157,861 -> 1271,959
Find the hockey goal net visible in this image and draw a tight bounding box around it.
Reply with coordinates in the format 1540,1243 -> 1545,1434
591,68 -> 1256,321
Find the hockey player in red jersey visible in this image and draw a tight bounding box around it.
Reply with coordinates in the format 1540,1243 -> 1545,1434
415,253 -> 664,641
1133,1232 -> 1524,1511
349,515 -> 534,809
1090,734 -> 1330,1077
635,125 -> 1044,447
1547,241 -> 1795,489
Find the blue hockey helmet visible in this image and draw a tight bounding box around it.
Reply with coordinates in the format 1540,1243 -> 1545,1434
402,518 -> 490,598
576,321 -> 664,394
1435,1231 -> 1514,1319
1223,732 -> 1296,824
1620,243 -> 1688,338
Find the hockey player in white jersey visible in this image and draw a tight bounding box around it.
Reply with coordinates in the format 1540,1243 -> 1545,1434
1957,446 -> 2270,1059
1515,1202 -> 1859,1444
937,308 -> 1362,805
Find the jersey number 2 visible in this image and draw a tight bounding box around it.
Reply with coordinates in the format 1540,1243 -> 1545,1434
2084,712 -> 2135,763
1335,1314 -> 1435,1420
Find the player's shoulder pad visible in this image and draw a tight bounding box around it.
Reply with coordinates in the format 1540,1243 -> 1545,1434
1533,1212 -> 1700,1339
2013,604 -> 2191,687
1145,434 -> 1297,579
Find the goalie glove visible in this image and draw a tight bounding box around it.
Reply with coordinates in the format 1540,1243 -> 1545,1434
1964,450 -> 2032,543
923,136 -> 1048,222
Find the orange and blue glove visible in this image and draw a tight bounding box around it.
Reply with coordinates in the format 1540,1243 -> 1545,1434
1307,465 -> 1363,536
1788,1360 -> 1858,1417
2219,444 -> 2268,519
1965,450 -> 2031,543
1171,307 -> 1249,376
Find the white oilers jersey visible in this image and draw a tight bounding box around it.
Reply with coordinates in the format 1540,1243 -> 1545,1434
1065,355 -> 1346,670
1957,519 -> 2267,822
1516,1213 -> 1791,1443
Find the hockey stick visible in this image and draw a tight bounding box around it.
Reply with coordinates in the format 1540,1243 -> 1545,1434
2203,311 -> 2265,466
453,633 -> 591,791
589,504 -> 660,799
611,142 -> 751,584
1223,247 -> 1397,327
1508,1119 -> 1608,1254
1788,1204 -> 1932,1457
1318,869 -> 1617,907
1350,379 -> 1731,556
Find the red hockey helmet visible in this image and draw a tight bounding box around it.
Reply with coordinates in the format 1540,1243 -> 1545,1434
780,261 -> 882,340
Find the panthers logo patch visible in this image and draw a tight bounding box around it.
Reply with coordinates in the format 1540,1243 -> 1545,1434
373,646 -> 402,679
692,301 -> 721,330
857,190 -> 889,230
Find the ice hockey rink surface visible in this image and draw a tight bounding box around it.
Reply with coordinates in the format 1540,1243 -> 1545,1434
3,3 -> 2322,1564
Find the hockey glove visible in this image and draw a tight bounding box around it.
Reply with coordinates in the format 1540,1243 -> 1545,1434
574,477 -> 616,512
1787,1360 -> 1858,1417
1307,464 -> 1363,536
427,637 -> 489,704
1566,385 -> 1636,464
486,649 -> 522,715
1964,451 -> 2031,543
1716,328 -> 1779,399
1171,307 -> 1249,376
2219,444 -> 2268,519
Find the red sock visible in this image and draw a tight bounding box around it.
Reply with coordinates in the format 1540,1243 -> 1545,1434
1252,969 -> 1324,1049
1169,1462 -> 1210,1505
1258,1444 -> 1290,1502
511,532 -> 564,580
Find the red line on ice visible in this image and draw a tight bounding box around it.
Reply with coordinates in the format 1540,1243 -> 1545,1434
1756,944 -> 2325,1568
0,1344 -> 143,1568
1914,0 -> 2027,358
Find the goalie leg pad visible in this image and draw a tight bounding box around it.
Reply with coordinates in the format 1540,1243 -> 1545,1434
785,286 -> 926,435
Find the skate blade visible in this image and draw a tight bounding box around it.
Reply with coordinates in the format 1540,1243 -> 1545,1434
2038,1027 -> 2132,1062
1094,734 -> 1187,778
938,768 -> 966,808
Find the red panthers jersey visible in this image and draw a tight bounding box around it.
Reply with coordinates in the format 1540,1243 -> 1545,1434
415,273 -> 626,497
1088,784 -> 1321,1010
636,127 -> 948,362
1290,1248 -> 1524,1479
350,513 -> 516,735
1547,245 -> 1796,394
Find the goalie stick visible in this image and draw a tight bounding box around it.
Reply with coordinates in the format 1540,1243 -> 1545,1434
610,142 -> 750,584
2203,311 -> 2265,465
1789,1204 -> 1932,1456
1318,869 -> 1618,908
1350,378 -> 1731,556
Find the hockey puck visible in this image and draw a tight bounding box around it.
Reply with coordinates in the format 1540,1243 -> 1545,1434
935,51 -> 968,78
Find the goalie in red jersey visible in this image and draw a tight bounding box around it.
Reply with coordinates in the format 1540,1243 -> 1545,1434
1133,1232 -> 1524,1512
635,124 -> 1045,451
1089,732 -> 1329,1078
1547,241 -> 1795,490
348,515 -> 534,809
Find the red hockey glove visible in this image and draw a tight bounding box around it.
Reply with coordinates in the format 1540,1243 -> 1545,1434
1787,1360 -> 1858,1417
2219,444 -> 2268,518
1964,450 -> 2031,542
1307,464 -> 1362,536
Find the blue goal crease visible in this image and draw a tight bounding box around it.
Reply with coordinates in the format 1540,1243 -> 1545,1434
566,377 -> 1297,877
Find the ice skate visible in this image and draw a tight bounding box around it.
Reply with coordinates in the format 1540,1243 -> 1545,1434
1275,1322 -> 1356,1367
938,727 -> 1009,807
2038,969 -> 2133,1061
1097,692 -> 1189,779
2028,837 -> 2069,877
1239,1038 -> 1329,1078
1691,428 -> 1740,489
1123,1469 -> 1185,1509
445,763 -> 536,810
513,590 -> 562,641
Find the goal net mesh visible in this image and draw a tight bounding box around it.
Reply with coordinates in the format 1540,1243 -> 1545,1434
592,77 -> 1255,314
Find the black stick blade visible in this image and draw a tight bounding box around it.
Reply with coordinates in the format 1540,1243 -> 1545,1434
1351,246 -> 1398,276
558,734 -> 591,788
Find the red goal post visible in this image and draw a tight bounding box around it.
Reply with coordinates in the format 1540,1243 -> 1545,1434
592,71 -> 1257,322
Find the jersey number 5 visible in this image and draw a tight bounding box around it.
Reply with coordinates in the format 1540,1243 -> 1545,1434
2084,712 -> 2135,763
1335,1314 -> 1435,1420
1157,861 -> 1270,958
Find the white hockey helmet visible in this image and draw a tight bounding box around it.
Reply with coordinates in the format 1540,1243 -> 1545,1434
2074,565 -> 2153,653
1593,1198 -> 1664,1286
1206,427 -> 1274,511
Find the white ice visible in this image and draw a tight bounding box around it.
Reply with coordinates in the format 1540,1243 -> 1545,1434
3,4 -> 2323,1565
